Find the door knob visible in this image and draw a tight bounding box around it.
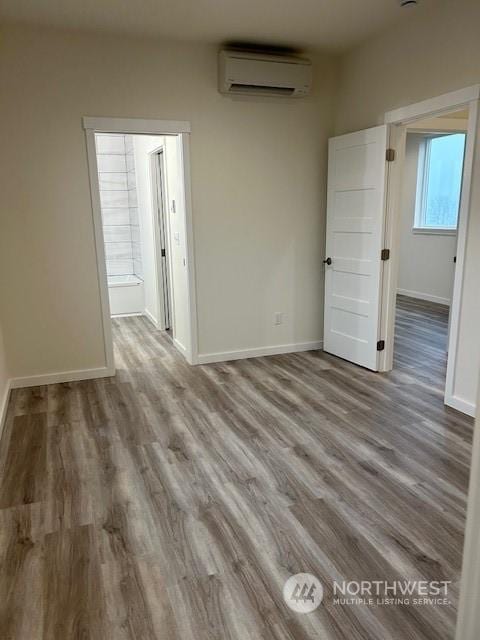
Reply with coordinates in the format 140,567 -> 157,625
323,257 -> 332,265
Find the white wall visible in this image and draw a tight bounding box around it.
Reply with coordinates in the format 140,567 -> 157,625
164,136 -> 190,354
336,0 -> 480,414
0,25 -> 337,379
397,134 -> 457,306
132,135 -> 191,353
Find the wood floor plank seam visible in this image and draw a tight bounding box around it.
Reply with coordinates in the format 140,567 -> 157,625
0,296 -> 473,639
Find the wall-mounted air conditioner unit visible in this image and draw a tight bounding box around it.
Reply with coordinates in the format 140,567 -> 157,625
218,50 -> 312,98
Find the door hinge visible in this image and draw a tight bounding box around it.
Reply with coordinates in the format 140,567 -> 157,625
377,340 -> 385,351
386,148 -> 396,162
381,248 -> 390,261
161,248 -> 166,257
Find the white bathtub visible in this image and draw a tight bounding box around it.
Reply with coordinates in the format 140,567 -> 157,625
108,275 -> 145,316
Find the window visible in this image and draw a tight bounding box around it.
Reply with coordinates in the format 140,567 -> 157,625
414,133 -> 466,232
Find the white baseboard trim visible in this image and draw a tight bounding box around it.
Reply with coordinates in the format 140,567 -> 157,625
197,340 -> 323,365
111,312 -> 143,318
0,379 -> 12,440
397,288 -> 450,307
10,366 -> 115,389
144,309 -> 161,330
174,338 -> 187,356
445,394 -> 476,418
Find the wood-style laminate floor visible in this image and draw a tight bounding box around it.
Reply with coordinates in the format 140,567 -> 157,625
0,296 -> 473,639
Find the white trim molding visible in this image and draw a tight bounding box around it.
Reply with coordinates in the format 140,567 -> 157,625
111,312 -> 143,318
174,338 -> 188,358
10,366 -> 114,389
385,85 -> 480,125
397,288 -> 450,307
143,309 -> 161,330
83,116 -> 191,134
197,341 -> 323,365
84,128 -> 116,375
445,395 -> 476,419
444,100 -> 479,415
411,227 -> 457,236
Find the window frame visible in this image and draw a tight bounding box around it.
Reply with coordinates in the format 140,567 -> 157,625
413,131 -> 466,235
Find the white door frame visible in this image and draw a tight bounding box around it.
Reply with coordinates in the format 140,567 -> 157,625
83,116 -> 199,369
380,85 -> 480,415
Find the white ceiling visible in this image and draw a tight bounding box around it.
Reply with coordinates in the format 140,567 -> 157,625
0,0 -> 435,52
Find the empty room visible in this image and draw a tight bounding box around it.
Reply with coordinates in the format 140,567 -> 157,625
392,109 -> 469,393
1,1 -> 480,639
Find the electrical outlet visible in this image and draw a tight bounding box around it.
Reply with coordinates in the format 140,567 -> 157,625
274,312 -> 284,326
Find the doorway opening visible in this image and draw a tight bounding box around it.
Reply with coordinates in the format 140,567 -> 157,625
323,87 -> 478,416
381,89 -> 479,417
94,132 -> 175,362
392,109 -> 468,391
84,117 -> 198,371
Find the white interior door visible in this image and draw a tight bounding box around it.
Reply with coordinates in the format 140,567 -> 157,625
323,125 -> 389,371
